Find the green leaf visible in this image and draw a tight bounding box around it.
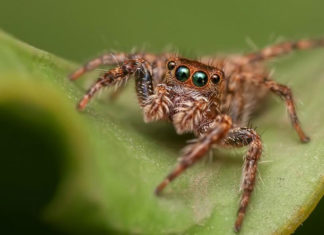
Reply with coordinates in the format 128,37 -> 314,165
0,29 -> 323,234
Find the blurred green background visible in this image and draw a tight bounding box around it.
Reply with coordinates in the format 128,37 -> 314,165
1,0 -> 324,62
0,0 -> 323,234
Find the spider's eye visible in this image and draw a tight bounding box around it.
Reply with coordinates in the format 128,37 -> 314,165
192,71 -> 208,87
167,61 -> 176,70
211,74 -> 221,84
175,66 -> 190,82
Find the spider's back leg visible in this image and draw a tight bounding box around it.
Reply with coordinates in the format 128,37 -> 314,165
264,79 -> 310,142
244,38 -> 324,63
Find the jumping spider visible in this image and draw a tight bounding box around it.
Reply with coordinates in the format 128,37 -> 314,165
69,39 -> 323,232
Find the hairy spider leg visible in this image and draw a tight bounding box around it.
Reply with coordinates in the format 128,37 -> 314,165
69,52 -> 171,81
222,127 -> 262,232
155,115 -> 232,194
77,59 -> 154,110
264,79 -> 310,143
69,52 -> 128,80
244,38 -> 324,63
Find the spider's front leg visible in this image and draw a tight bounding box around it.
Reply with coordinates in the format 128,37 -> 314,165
76,58 -> 154,110
156,116 -> 262,232
69,53 -> 129,80
222,127 -> 262,232
155,115 -> 233,194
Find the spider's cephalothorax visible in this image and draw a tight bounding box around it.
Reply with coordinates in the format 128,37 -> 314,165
144,57 -> 226,136
69,38 -> 324,232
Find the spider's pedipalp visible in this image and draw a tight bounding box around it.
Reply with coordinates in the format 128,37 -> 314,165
143,84 -> 172,122
173,97 -> 209,134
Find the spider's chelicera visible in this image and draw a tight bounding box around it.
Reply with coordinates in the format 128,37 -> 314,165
69,38 -> 323,232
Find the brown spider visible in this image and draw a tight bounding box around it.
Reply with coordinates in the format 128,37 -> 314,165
69,38 -> 324,232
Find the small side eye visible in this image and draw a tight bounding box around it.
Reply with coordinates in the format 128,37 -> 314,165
167,61 -> 176,70
175,66 -> 190,82
192,71 -> 208,87
211,74 -> 221,84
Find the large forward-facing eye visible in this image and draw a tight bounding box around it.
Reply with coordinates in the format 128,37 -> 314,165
192,71 -> 208,87
175,66 -> 190,82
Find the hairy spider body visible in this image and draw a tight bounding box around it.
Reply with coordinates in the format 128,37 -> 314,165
69,38 -> 324,232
